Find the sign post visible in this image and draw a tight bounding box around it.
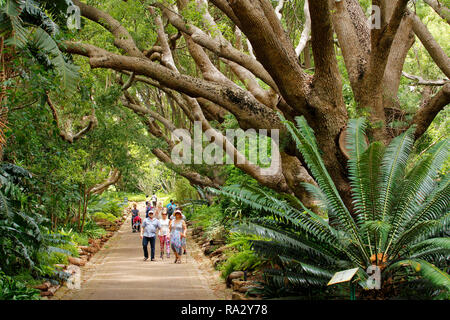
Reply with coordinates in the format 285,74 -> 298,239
327,267 -> 360,300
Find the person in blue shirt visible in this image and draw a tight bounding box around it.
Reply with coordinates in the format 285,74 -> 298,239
140,210 -> 161,261
145,202 -> 153,218
166,200 -> 175,219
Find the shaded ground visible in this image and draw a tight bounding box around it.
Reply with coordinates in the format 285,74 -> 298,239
55,202 -> 231,300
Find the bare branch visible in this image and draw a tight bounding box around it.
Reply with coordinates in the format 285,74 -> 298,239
72,0 -> 144,58
410,12 -> 450,78
152,148 -> 221,188
423,0 -> 450,24
121,72 -> 135,90
64,41 -> 284,132
154,3 -> 277,91
295,0 -> 311,57
209,0 -> 242,29
402,72 -> 449,86
274,0 -> 285,20
46,93 -> 97,144
411,83 -> 450,139
331,0 -> 368,97
88,169 -> 121,195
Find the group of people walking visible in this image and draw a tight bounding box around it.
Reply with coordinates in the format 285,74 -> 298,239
131,199 -> 187,264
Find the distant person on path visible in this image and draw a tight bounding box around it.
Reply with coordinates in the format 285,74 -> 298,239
155,201 -> 163,219
169,210 -> 187,264
132,215 -> 142,233
166,200 -> 175,219
158,210 -> 171,259
131,203 -> 140,231
140,210 -> 160,261
145,202 -> 153,218
151,194 -> 158,208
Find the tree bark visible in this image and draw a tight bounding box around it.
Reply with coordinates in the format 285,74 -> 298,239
411,83 -> 450,139
410,12 -> 450,79
88,169 -> 122,195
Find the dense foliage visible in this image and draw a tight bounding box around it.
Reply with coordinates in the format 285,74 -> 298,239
0,0 -> 448,300
210,116 -> 449,299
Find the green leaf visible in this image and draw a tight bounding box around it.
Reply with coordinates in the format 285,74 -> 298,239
387,259 -> 450,291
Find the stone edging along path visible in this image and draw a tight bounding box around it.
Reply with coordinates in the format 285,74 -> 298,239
36,208 -> 130,299
48,202 -> 232,300
188,223 -> 264,301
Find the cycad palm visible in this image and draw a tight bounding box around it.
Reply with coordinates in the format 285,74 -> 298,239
211,116 -> 449,298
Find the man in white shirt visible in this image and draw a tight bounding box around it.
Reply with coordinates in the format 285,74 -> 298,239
140,211 -> 160,261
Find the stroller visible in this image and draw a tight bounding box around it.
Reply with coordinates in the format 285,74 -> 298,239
132,215 -> 142,233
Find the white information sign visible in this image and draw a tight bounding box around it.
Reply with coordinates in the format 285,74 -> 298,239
327,267 -> 360,286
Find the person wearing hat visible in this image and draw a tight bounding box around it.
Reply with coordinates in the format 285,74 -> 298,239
140,210 -> 161,261
170,209 -> 187,254
169,210 -> 187,263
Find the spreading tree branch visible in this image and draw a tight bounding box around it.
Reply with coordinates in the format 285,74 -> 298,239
88,169 -> 121,195
46,93 -> 97,144
411,83 -> 450,139
402,72 -> 449,86
410,12 -> 450,78
423,0 -> 450,24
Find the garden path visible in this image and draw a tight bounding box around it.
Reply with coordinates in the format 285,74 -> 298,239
55,202 -> 227,300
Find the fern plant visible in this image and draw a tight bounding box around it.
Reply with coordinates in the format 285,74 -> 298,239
0,163 -> 72,276
0,0 -> 79,91
0,163 -> 44,272
210,116 -> 449,299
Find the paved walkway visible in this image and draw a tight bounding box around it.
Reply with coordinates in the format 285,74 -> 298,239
57,203 -> 223,300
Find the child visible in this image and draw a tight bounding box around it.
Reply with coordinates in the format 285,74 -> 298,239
133,215 -> 142,233
131,203 -> 139,231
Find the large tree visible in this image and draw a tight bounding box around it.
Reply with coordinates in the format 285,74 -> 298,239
62,0 -> 449,209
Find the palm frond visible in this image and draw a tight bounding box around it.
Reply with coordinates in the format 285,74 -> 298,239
264,269 -> 329,287
392,213 -> 450,256
30,27 -> 79,92
358,142 -> 385,222
404,174 -> 450,231
385,139 -> 449,256
1,0 -> 28,47
408,238 -> 450,260
211,185 -> 365,264
236,222 -> 343,264
378,128 -> 415,224
386,259 -> 450,291
345,118 -> 369,225
280,114 -> 368,261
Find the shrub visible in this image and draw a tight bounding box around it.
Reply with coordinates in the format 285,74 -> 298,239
71,232 -> 89,246
210,116 -> 450,299
92,212 -> 117,223
88,196 -> 125,218
82,221 -> 107,239
219,250 -> 262,279
0,272 -> 40,300
173,178 -> 198,204
190,205 -> 224,229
